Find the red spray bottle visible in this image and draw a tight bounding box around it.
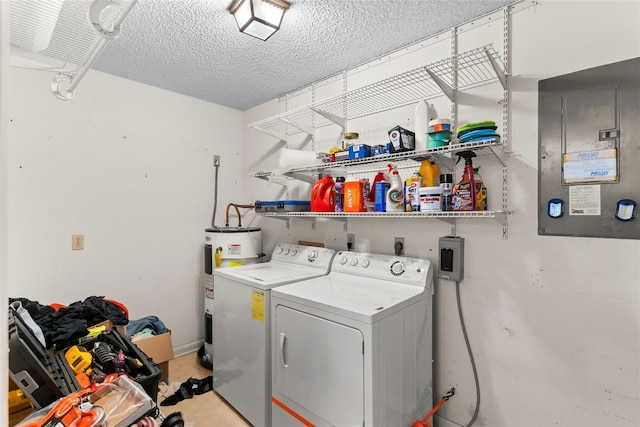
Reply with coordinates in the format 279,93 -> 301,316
451,151 -> 477,211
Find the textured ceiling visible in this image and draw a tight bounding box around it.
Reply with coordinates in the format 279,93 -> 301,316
93,0 -> 514,111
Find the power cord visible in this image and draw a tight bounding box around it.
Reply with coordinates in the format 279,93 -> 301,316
394,240 -> 403,256
456,280 -> 480,427
210,162 -> 219,228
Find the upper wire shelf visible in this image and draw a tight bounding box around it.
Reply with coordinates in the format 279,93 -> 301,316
249,138 -> 506,182
248,45 -> 506,138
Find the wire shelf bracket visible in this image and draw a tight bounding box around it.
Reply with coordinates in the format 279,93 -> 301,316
485,46 -> 508,90
425,67 -> 456,102
249,125 -> 287,143
310,108 -> 346,129
278,118 -> 314,137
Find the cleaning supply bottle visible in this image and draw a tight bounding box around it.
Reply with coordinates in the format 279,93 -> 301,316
405,171 -> 422,212
473,167 -> 487,211
451,151 -> 477,211
371,171 -> 386,211
431,161 -> 441,186
386,164 -> 404,212
440,173 -> 454,211
335,176 -> 346,212
415,100 -> 439,149
311,175 -> 336,212
361,178 -> 371,212
419,160 -> 438,187
414,100 -> 429,149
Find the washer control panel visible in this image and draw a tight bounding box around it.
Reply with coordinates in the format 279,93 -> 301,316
272,244 -> 336,269
331,251 -> 431,287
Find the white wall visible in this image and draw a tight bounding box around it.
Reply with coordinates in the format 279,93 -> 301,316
6,68 -> 245,355
243,1 -> 640,426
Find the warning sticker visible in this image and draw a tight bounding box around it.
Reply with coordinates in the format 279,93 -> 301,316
569,185 -> 601,216
252,291 -> 265,322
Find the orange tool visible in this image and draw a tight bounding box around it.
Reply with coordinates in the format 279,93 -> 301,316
21,388 -> 104,427
412,388 -> 455,427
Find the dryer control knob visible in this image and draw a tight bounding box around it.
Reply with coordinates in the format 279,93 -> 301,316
291,249 -> 298,256
390,261 -> 405,276
361,259 -> 370,268
340,256 -> 348,265
350,258 -> 358,266
283,249 -> 290,255
277,247 -> 283,254
308,250 -> 318,261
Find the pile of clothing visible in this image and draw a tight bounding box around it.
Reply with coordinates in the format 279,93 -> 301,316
9,296 -> 128,350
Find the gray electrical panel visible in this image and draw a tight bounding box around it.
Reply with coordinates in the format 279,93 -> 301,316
438,236 -> 464,282
538,57 -> 640,239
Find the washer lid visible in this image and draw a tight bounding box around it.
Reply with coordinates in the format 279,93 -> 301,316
214,262 -> 329,290
272,272 -> 428,323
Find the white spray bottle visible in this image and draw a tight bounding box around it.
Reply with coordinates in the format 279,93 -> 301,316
386,164 -> 404,212
414,100 -> 439,149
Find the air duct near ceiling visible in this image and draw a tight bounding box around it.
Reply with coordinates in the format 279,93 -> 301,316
9,0 -> 137,100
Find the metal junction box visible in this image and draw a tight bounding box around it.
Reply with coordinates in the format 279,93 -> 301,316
538,57 -> 640,239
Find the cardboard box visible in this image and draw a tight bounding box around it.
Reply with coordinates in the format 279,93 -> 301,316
333,150 -> 350,162
387,125 -> 415,153
131,331 -> 174,384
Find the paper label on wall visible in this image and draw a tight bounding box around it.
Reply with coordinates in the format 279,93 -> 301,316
563,149 -> 617,184
251,291 -> 265,322
569,185 -> 601,215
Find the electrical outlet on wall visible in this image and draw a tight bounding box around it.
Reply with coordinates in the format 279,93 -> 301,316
394,237 -> 404,255
72,234 -> 84,251
347,233 -> 355,250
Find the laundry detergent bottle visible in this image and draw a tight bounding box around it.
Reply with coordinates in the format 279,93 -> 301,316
451,151 -> 477,211
386,164 -> 404,212
311,175 -> 336,212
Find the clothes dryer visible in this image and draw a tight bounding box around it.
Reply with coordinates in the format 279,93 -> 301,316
270,251 -> 434,427
213,243 -> 336,427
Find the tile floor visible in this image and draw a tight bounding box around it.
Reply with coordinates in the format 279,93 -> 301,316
158,352 -> 251,427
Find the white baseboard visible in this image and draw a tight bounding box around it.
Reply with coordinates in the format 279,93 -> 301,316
173,340 -> 203,358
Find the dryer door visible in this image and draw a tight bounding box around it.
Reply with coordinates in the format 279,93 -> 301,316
274,305 -> 364,426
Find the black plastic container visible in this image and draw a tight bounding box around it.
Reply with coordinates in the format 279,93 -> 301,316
82,329 -> 162,402
9,308 -> 80,409
8,307 -> 162,408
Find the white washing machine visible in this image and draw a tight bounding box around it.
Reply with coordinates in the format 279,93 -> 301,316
213,243 -> 336,427
270,251 -> 434,427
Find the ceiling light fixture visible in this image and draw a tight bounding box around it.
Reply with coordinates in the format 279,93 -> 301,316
229,0 -> 290,41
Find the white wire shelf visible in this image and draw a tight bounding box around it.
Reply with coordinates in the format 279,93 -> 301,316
250,138 -> 505,181
258,210 -> 511,226
248,45 -> 506,137
9,0 -> 137,100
